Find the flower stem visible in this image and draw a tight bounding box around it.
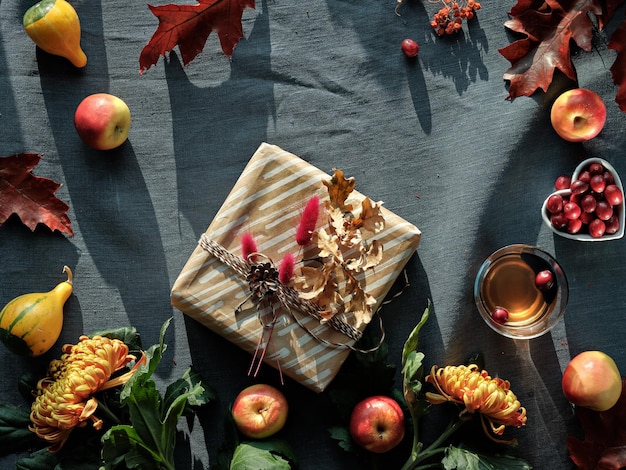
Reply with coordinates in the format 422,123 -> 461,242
400,415 -> 469,470
96,399 -> 122,425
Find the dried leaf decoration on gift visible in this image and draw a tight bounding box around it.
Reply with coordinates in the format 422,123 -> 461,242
292,169 -> 384,327
171,143 -> 421,392
139,0 -> 255,73
499,0 -> 626,111
0,153 -> 73,236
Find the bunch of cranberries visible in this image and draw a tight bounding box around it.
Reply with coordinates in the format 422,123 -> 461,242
546,161 -> 623,238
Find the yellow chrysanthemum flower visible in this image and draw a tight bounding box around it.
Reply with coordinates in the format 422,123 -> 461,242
425,364 -> 527,443
29,335 -> 141,451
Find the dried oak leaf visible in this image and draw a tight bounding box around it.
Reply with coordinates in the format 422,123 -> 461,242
293,265 -> 330,300
323,169 -> 355,211
353,198 -> 385,234
608,20 -> 626,111
566,379 -> 626,469
315,227 -> 343,262
0,153 -> 73,236
139,0 -> 255,73
499,0 -> 604,100
360,239 -> 384,270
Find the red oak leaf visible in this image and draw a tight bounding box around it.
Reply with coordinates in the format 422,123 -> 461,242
499,0 -> 604,100
139,0 -> 255,73
499,0 -> 602,99
608,20 -> 626,111
567,379 -> 626,469
0,153 -> 73,236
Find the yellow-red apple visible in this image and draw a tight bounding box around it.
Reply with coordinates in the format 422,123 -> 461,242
231,384 -> 288,439
562,350 -> 622,411
349,395 -> 405,453
74,93 -> 131,150
550,88 -> 606,142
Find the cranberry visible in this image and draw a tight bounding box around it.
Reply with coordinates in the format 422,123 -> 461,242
570,179 -> 589,195
555,175 -> 571,190
550,212 -> 569,231
491,307 -> 509,324
567,218 -> 583,234
605,215 -> 620,235
604,184 -> 623,206
578,170 -> 591,183
589,218 -> 606,238
590,174 -> 606,193
535,270 -> 555,291
581,194 -> 597,213
596,200 -> 613,221
589,162 -> 604,175
401,38 -> 419,57
563,201 -> 581,220
603,171 -> 615,185
579,211 -> 594,225
546,194 -> 564,213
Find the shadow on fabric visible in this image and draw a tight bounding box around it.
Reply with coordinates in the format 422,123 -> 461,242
164,0 -> 274,240
453,106 -> 585,467
37,2 -> 174,358
0,8 -> 81,348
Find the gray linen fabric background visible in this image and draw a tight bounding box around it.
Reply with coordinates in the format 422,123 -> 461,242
1,0 -> 626,468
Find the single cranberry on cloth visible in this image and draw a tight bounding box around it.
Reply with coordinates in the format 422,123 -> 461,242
171,143 -> 421,392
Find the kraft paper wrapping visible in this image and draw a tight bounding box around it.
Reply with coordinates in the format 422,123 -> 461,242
171,143 -> 421,392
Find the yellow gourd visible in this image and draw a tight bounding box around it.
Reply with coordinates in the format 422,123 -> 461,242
0,266 -> 73,357
23,0 -> 87,68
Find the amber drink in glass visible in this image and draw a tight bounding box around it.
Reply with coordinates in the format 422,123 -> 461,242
474,244 -> 568,339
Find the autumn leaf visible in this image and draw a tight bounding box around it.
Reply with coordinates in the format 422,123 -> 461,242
360,240 -> 384,270
500,0 -> 626,108
315,228 -> 343,262
0,153 -> 73,236
352,198 -> 385,234
293,266 -> 329,300
567,380 -> 626,469
499,0 -> 604,100
139,0 -> 255,73
608,20 -> 626,111
323,169 -> 355,211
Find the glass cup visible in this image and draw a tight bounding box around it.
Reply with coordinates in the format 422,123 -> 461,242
474,244 -> 568,339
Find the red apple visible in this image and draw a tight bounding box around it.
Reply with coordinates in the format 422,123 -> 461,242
349,395 -> 405,453
74,93 -> 131,150
231,384 -> 288,439
550,88 -> 606,142
562,350 -> 622,411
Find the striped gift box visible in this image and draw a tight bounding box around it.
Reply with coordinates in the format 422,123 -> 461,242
171,143 -> 421,392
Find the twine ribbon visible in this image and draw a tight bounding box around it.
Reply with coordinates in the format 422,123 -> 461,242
198,234 -> 387,353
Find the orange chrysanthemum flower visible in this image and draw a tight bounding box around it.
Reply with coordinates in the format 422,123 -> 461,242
29,335 -> 143,451
425,364 -> 527,443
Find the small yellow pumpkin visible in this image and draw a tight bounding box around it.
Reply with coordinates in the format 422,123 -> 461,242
23,0 -> 87,68
0,266 -> 73,357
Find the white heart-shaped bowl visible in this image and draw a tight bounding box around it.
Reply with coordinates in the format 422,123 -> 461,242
541,157 -> 625,241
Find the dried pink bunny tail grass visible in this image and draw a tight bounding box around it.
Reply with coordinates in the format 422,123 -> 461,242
278,253 -> 295,284
296,195 -> 320,246
241,232 -> 258,261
